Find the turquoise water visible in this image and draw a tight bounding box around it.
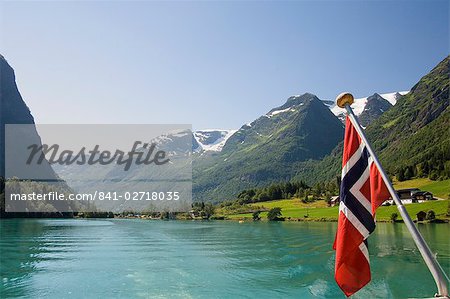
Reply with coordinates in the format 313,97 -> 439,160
0,219 -> 449,298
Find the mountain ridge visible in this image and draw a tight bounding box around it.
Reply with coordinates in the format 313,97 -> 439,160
358,93 -> 394,127
193,92 -> 344,202
194,90 -> 409,155
295,55 -> 450,185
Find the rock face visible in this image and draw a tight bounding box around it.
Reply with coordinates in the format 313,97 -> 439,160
0,55 -> 36,177
0,55 -> 74,216
358,93 -> 393,127
0,56 -> 58,180
223,93 -> 344,159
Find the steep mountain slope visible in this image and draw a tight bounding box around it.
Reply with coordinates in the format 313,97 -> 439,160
193,93 -> 344,202
299,56 -> 450,184
0,56 -> 59,181
368,55 -> 450,178
358,93 -> 393,127
0,55 -> 77,216
0,55 -> 35,177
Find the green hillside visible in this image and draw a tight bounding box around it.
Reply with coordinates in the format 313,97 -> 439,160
193,93 -> 344,202
300,56 -> 450,185
220,177 -> 450,221
368,56 -> 450,180
393,178 -> 450,199
195,56 -> 449,203
224,199 -> 450,222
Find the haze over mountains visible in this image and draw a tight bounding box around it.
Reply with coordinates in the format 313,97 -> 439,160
1,54 -> 448,205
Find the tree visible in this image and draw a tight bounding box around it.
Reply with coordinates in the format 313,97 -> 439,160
267,207 -> 282,221
252,211 -> 261,221
390,212 -> 398,222
302,194 -> 313,203
203,203 -> 215,219
312,183 -> 320,197
396,167 -> 405,181
268,184 -> 282,200
426,210 -> 436,221
404,166 -> 414,180
191,202 -> 215,219
430,171 -> 438,181
256,190 -> 270,202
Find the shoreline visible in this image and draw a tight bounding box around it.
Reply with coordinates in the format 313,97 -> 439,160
220,217 -> 449,224
2,216 -> 448,224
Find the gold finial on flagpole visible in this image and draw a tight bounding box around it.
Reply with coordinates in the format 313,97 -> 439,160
336,92 -> 354,108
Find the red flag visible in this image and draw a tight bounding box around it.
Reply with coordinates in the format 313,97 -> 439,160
334,116 -> 390,297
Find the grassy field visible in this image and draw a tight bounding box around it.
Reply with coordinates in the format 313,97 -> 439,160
392,178 -> 450,199
224,178 -> 450,221
226,199 -> 450,222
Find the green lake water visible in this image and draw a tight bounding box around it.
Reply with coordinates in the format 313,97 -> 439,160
1,219 -> 449,298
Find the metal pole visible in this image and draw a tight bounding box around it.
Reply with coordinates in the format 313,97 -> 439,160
343,103 -> 449,297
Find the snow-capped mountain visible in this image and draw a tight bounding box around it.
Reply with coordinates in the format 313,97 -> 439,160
193,91 -> 410,154
329,91 -> 409,122
194,93 -> 345,201
193,129 -> 237,152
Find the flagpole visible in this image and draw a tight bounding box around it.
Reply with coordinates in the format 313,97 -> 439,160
336,92 -> 449,297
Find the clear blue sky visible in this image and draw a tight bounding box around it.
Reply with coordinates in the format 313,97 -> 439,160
0,1 -> 448,130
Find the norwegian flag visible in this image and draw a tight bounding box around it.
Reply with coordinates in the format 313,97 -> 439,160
333,116 -> 391,297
